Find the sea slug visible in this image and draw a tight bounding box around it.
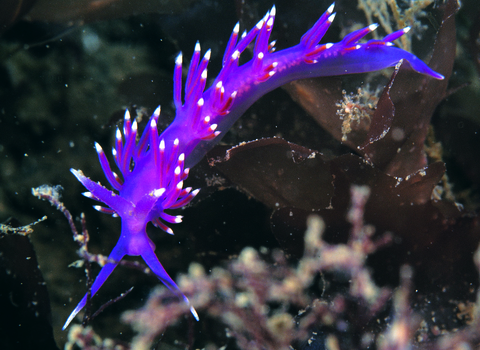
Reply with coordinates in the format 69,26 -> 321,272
63,2 -> 443,329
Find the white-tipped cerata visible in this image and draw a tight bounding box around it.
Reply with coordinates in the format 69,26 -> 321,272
204,49 -> 212,61
153,188 -> 166,197
176,53 -> 183,65
327,2 -> 335,14
95,142 -> 103,154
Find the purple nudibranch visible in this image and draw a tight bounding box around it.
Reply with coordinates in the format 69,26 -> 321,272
64,2 -> 443,329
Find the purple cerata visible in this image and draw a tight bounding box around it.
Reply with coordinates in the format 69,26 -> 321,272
64,2 -> 443,329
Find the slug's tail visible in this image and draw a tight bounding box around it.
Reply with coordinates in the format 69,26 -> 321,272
179,2 -> 444,168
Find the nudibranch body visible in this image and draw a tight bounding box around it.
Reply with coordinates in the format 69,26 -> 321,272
66,107 -> 200,329
64,3 -> 443,329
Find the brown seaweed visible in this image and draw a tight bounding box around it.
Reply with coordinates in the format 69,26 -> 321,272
207,0 -> 479,332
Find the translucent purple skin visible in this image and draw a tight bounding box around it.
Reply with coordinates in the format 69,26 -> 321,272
65,108 -> 199,329
164,3 -> 443,168
64,3 -> 443,329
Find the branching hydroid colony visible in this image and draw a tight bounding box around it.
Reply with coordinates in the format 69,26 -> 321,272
64,3 -> 443,329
